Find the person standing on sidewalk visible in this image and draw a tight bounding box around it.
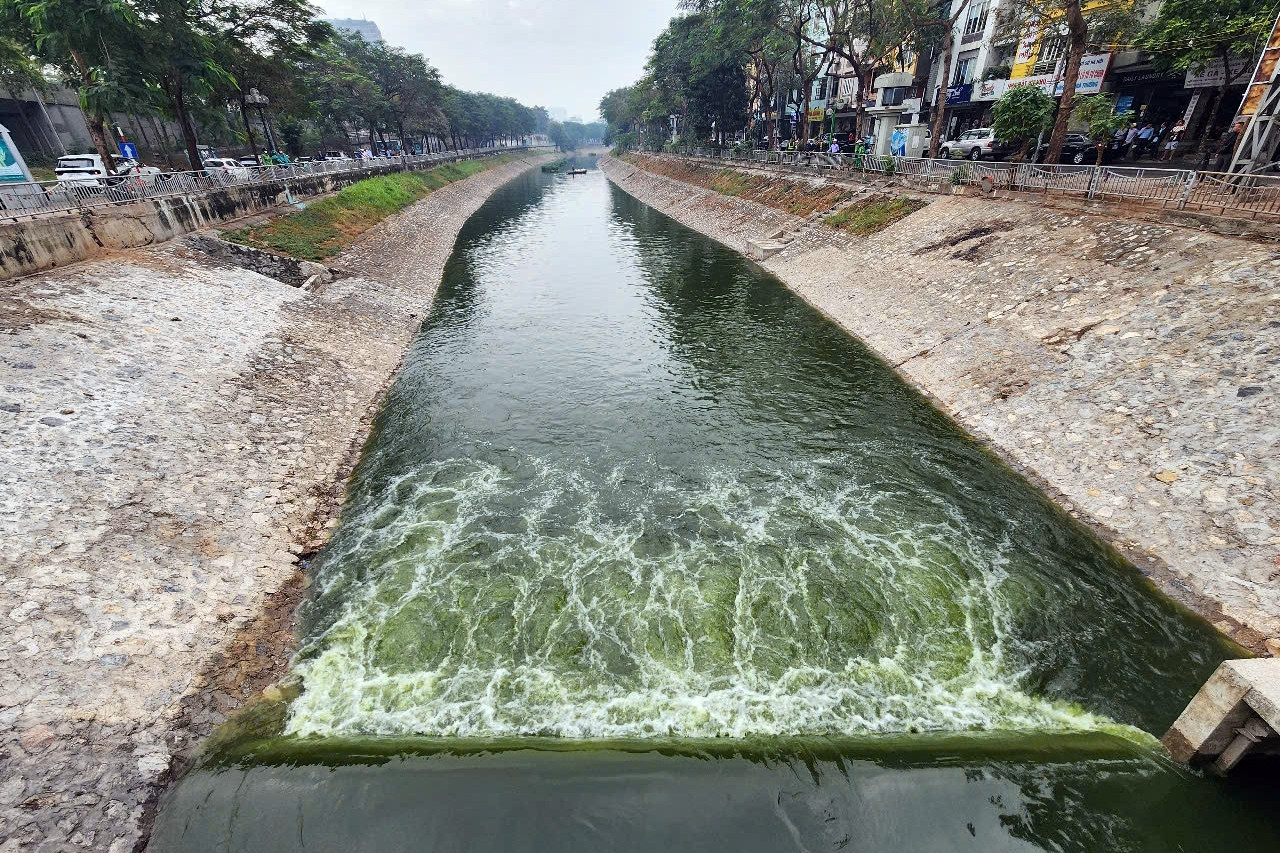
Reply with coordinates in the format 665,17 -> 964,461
1210,120 -> 1246,172
1160,120 -> 1185,162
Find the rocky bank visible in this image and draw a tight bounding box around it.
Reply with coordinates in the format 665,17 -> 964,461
603,153 -> 1280,654
0,153 -> 548,852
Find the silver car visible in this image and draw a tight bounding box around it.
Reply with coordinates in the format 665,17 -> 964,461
938,128 -> 1016,161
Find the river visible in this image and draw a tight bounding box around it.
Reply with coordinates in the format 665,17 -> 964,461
149,157 -> 1278,852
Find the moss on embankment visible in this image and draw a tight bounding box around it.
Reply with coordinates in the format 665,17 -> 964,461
825,196 -> 928,235
620,151 -> 853,217
226,154 -> 520,260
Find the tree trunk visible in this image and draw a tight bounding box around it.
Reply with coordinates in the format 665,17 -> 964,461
238,93 -> 257,155
69,49 -> 116,166
163,75 -> 203,170
929,26 -> 956,158
1043,0 -> 1087,165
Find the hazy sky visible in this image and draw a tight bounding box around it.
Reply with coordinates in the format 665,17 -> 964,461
318,0 -> 682,122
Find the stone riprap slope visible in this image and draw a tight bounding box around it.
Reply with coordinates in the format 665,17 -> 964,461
604,154 -> 1279,654
0,154 -> 547,852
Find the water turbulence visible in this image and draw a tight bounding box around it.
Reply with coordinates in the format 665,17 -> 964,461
153,160 -> 1278,852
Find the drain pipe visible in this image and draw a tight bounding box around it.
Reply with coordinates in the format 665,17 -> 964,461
1163,658 -> 1280,774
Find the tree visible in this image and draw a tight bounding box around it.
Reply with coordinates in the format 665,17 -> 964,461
996,0 -> 1137,163
901,0 -> 971,157
1140,0 -> 1275,142
802,0 -> 919,141
1073,93 -> 1128,164
991,84 -> 1055,158
1,0 -> 145,165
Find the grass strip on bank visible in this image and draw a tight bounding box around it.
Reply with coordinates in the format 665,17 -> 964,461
825,196 -> 928,236
226,155 -> 519,260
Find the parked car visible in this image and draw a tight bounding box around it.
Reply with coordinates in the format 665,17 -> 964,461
322,150 -> 353,162
237,156 -> 260,168
938,128 -> 1015,161
54,154 -> 159,188
202,157 -> 250,183
1036,133 -> 1123,165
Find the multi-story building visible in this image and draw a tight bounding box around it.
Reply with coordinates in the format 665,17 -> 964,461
933,0 -> 1254,151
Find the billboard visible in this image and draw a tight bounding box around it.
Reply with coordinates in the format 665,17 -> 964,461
0,126 -> 32,184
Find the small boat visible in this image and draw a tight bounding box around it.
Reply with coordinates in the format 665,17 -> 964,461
567,168 -> 588,175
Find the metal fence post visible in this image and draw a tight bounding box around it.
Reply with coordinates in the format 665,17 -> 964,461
1177,170 -> 1199,210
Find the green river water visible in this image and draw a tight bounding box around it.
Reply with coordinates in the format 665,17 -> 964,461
150,158 -> 1278,852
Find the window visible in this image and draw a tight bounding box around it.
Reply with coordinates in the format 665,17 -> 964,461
881,86 -> 908,107
963,0 -> 989,37
1035,36 -> 1066,73
953,51 -> 979,85
815,77 -> 828,101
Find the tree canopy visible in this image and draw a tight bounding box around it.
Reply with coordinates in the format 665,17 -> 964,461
0,0 -> 548,166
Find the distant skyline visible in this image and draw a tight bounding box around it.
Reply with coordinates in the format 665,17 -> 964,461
317,1 -> 682,122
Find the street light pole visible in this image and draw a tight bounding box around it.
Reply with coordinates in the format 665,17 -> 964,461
244,88 -> 276,153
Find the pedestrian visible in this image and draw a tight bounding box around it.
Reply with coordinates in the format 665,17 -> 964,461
1123,123 -> 1139,158
1211,119 -> 1246,172
1135,123 -> 1155,158
829,138 -> 840,155
1160,120 -> 1185,162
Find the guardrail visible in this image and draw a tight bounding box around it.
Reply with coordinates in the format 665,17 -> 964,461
0,147 -> 532,223
643,147 -> 1280,221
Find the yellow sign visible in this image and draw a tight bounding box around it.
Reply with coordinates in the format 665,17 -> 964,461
806,108 -> 826,122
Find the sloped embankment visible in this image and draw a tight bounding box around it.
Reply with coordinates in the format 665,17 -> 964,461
227,155 -> 521,260
603,153 -> 1280,656
620,152 -> 856,217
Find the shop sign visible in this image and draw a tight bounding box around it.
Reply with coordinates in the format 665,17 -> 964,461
806,107 -> 826,122
1185,56 -> 1251,89
972,78 -> 1007,101
1061,52 -> 1111,96
1115,95 -> 1134,114
1182,91 -> 1202,123
946,83 -> 973,105
1015,26 -> 1038,64
1113,67 -> 1183,87
1007,73 -> 1057,94
1005,53 -> 1110,98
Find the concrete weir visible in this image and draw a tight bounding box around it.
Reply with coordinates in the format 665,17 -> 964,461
1164,659 -> 1280,773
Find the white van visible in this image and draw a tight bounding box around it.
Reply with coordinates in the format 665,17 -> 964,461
55,154 -> 159,187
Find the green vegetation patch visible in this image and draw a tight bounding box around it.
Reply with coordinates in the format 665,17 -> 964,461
226,155 -> 516,260
824,196 -> 927,236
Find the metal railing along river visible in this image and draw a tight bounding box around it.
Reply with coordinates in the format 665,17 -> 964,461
648,147 -> 1280,221
0,147 -> 532,222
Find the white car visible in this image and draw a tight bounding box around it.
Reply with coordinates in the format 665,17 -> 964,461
55,154 -> 160,188
203,157 -> 250,183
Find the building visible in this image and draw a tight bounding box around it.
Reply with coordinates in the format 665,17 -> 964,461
324,17 -> 384,42
932,0 -> 1254,151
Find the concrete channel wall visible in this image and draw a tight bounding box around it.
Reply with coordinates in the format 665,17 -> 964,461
0,152 -> 524,281
602,153 -> 1280,657
0,153 -> 552,852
